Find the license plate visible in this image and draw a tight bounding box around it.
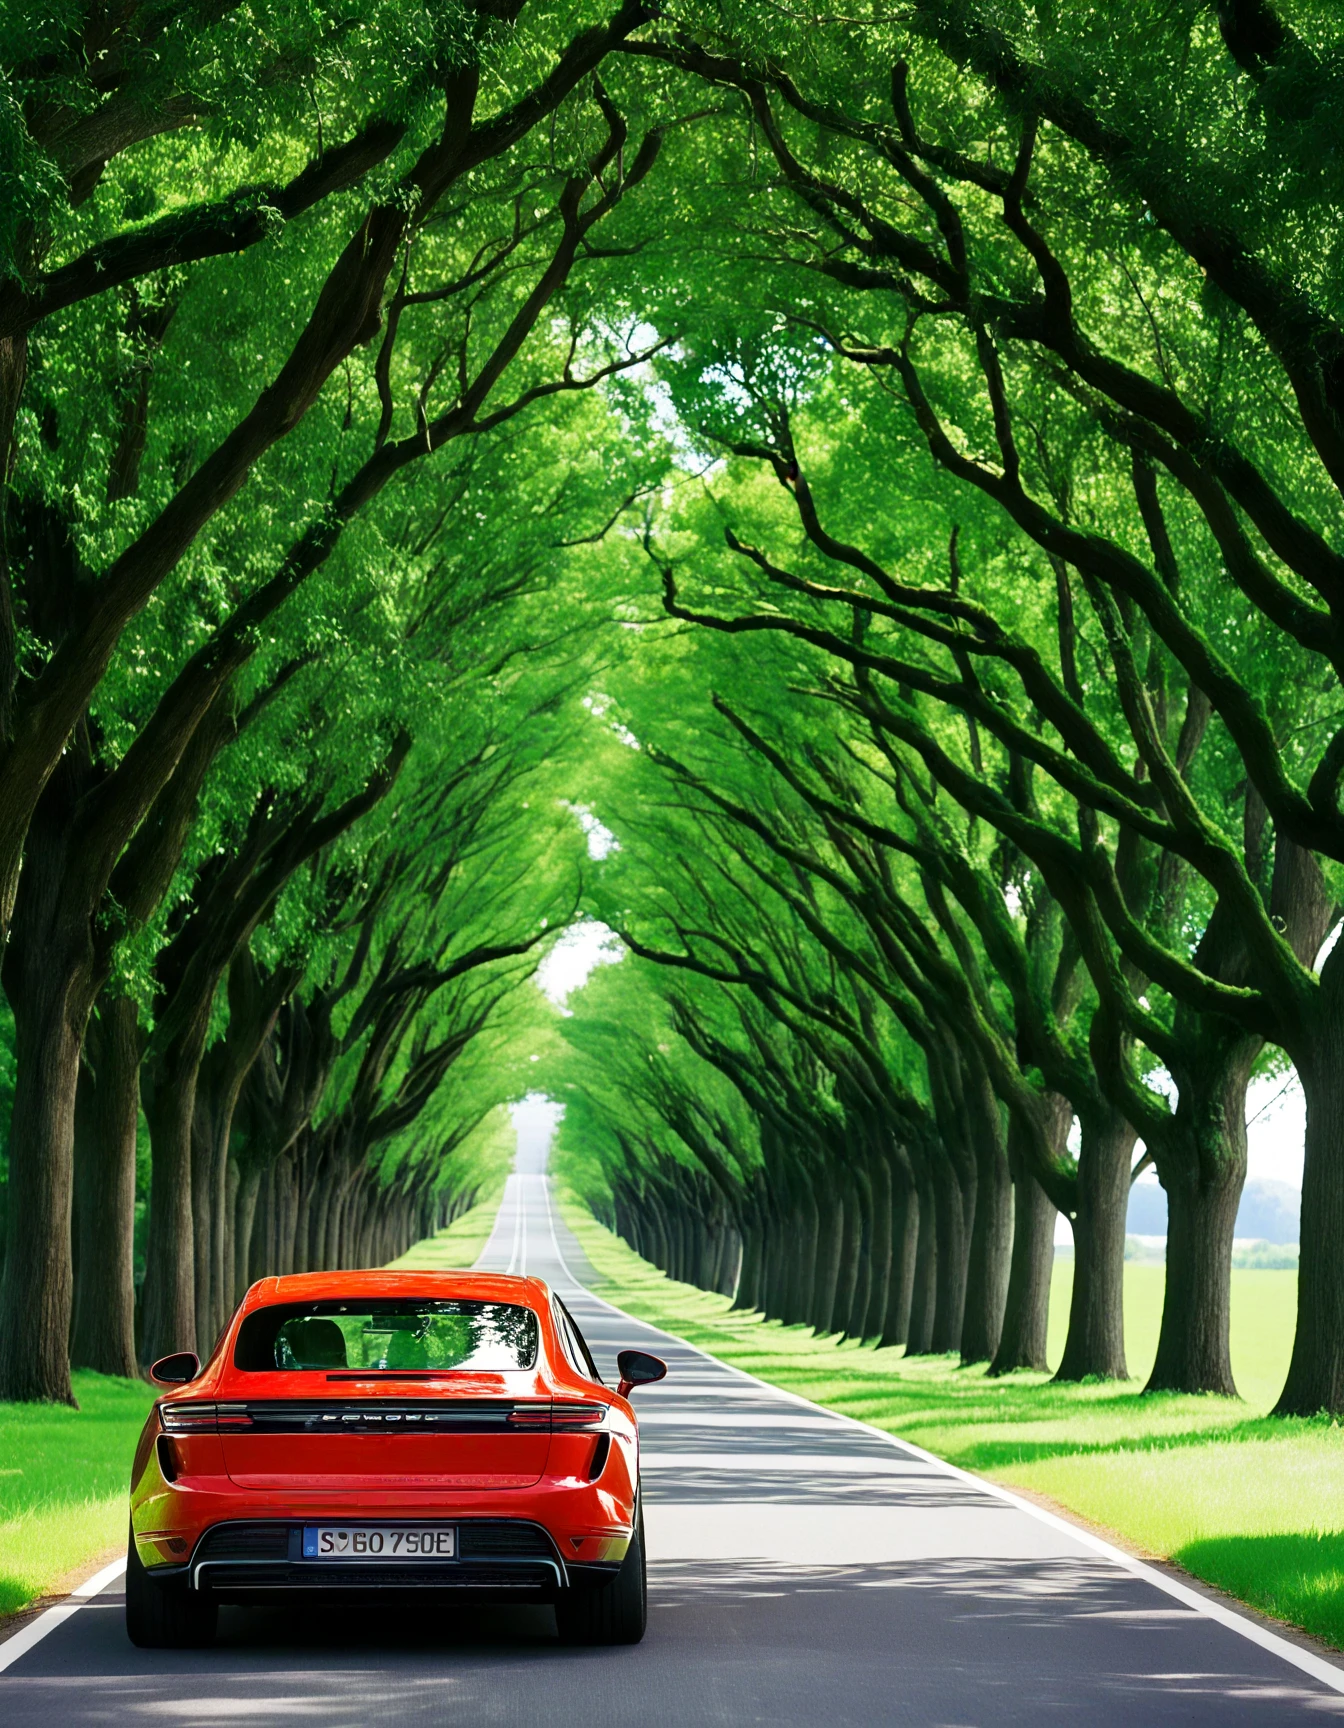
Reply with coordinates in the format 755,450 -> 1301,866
302,1525 -> 456,1560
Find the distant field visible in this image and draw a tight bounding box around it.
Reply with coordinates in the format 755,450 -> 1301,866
559,1199 -> 1344,1653
1120,1236 -> 1299,1271
1046,1255 -> 1298,1408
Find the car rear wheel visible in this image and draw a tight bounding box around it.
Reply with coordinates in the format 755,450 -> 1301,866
555,1500 -> 647,1646
125,1524 -> 217,1649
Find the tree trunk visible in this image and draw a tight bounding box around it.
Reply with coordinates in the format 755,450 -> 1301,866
959,1060 -> 1011,1365
1147,1038 -> 1257,1397
644,1189 -> 668,1275
338,1168 -> 362,1269
732,1199 -> 764,1311
0,791 -> 100,1402
880,1158 -> 918,1350
275,1155 -> 298,1274
990,1104 -> 1064,1376
1276,990 -> 1344,1415
844,1205 -> 871,1341
0,998 -> 83,1402
793,1170 -> 820,1324
327,1161 -> 353,1270
1148,1163 -> 1243,1395
1055,1107 -> 1135,1383
222,1155 -> 240,1312
310,1163 -> 335,1275
140,1009 -> 212,1364
70,996 -> 142,1378
625,1196 -> 647,1262
991,1163 -> 1057,1376
842,1162 -> 874,1340
190,1111 -> 214,1353
760,1190 -> 785,1317
810,1183 -> 844,1334
250,1162 -> 274,1284
721,1230 -> 743,1298
929,1153 -> 972,1355
292,1152 -> 314,1276
211,1127 -> 233,1340
861,1150 -> 891,1342
829,1178 -> 861,1340
904,1160 -> 939,1355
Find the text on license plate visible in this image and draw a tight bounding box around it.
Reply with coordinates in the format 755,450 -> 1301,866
303,1525 -> 455,1559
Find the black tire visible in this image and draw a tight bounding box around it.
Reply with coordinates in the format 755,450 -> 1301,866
125,1524 -> 217,1649
555,1498 -> 647,1646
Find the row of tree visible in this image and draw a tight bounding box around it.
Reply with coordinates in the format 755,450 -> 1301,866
0,0 -> 683,1402
547,0 -> 1344,1416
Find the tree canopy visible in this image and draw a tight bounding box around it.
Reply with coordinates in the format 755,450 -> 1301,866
2,0 -> 1342,1417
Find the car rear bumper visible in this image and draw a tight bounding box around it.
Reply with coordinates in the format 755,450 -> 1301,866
155,1519 -> 620,1605
136,1465 -> 632,1575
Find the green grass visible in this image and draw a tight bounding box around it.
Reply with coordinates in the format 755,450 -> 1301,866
0,1372 -> 156,1619
386,1190 -> 504,1271
558,1197 -> 1344,1653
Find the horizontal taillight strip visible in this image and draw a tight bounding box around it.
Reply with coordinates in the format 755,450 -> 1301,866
509,1401 -> 606,1429
160,1403 -> 253,1432
161,1400 -> 604,1434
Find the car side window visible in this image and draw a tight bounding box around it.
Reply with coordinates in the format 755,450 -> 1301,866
551,1300 -> 585,1377
554,1298 -> 603,1384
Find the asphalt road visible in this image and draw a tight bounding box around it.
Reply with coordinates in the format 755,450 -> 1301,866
4,1158 -> 1343,1725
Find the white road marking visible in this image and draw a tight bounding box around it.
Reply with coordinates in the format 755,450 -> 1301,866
0,1558 -> 126,1675
472,1178 -> 517,1271
504,1177 -> 524,1277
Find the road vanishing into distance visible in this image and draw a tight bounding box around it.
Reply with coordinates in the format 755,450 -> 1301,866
4,1140 -> 1343,1725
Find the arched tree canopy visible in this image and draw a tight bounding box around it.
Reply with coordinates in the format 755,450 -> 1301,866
1,0 -> 1341,1417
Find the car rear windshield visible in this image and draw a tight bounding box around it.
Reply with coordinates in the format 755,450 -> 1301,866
233,1299 -> 539,1373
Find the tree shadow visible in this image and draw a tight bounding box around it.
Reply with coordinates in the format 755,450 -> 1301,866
952,1410 -> 1337,1472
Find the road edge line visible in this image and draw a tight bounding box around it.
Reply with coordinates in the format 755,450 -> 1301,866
0,1557 -> 126,1676
548,1182 -> 1344,1698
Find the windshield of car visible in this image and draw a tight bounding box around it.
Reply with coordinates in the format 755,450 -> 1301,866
233,1299 -> 539,1372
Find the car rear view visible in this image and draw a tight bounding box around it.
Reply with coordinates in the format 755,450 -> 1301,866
127,1271 -> 663,1649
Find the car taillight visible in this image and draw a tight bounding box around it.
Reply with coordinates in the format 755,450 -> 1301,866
507,1401 -> 607,1430
551,1402 -> 608,1428
159,1402 -> 253,1433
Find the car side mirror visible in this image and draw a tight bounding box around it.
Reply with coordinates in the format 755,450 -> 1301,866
150,1351 -> 201,1386
616,1349 -> 667,1398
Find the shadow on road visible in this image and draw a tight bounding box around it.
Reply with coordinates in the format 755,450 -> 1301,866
7,1565 -> 1342,1728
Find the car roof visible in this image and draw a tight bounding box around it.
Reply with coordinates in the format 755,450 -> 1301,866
239,1270 -> 553,1311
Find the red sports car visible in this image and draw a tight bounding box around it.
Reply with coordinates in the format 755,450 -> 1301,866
127,1270 -> 666,1648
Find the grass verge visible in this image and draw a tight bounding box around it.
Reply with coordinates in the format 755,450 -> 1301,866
387,1190 -> 504,1271
0,1372 -> 155,1620
557,1196 -> 1344,1653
